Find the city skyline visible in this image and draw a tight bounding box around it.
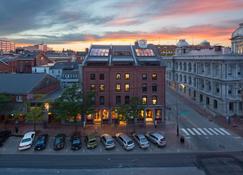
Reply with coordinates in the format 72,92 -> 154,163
0,0 -> 243,51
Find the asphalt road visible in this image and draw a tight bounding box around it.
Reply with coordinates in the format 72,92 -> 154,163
0,151 -> 243,175
166,88 -> 243,152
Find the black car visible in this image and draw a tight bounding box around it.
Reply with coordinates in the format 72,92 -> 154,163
70,133 -> 81,151
34,134 -> 48,151
0,130 -> 11,147
53,133 -> 66,151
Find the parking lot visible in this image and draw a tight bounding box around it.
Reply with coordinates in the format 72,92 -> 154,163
0,131 -> 190,155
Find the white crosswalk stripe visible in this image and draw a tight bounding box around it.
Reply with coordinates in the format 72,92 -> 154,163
181,127 -> 232,136
192,128 -> 201,135
186,128 -> 196,135
181,128 -> 190,136
203,128 -> 213,135
214,128 -> 225,135
219,128 -> 231,135
208,128 -> 219,135
197,128 -> 207,135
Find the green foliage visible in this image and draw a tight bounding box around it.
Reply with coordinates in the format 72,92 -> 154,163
52,85 -> 95,123
25,106 -> 43,130
116,97 -> 145,122
0,93 -> 13,115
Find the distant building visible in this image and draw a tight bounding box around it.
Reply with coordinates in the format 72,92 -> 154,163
0,73 -> 60,103
165,34 -> 243,118
231,23 -> 243,54
82,42 -> 165,125
23,44 -> 50,52
0,39 -> 15,53
157,45 -> 176,56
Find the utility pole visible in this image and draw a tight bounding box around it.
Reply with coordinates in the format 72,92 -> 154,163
176,82 -> 179,136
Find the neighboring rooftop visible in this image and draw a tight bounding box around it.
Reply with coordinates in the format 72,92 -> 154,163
0,73 -> 50,94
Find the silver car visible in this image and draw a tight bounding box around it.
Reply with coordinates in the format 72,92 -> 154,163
116,133 -> 135,151
146,132 -> 166,147
100,134 -> 115,149
132,133 -> 149,149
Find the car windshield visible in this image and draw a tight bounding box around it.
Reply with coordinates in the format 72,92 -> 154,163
127,140 -> 133,145
55,138 -> 63,144
73,139 -> 80,144
140,137 -> 147,143
21,138 -> 31,143
106,140 -> 113,145
36,138 -> 44,144
88,139 -> 96,143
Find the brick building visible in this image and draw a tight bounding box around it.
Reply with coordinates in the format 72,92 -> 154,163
82,41 -> 166,125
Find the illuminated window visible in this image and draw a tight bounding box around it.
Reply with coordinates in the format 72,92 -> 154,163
90,73 -> 95,80
152,73 -> 157,80
116,73 -> 121,80
115,84 -> 121,92
152,96 -> 158,105
90,84 -> 95,91
142,96 -> 147,105
125,73 -> 130,80
142,73 -> 147,80
135,49 -> 155,56
90,48 -> 109,56
125,84 -> 130,92
99,84 -> 105,92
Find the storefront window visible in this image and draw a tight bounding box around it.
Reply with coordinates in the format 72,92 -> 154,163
155,109 -> 161,119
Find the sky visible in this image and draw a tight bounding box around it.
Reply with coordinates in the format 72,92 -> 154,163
0,0 -> 243,51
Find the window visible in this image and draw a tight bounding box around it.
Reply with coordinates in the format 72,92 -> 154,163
99,84 -> 105,92
116,73 -> 121,80
125,84 -> 130,92
200,94 -> 203,103
152,96 -> 157,105
115,84 -> 121,92
142,83 -> 147,92
152,84 -> 157,92
125,73 -> 130,80
213,100 -> 218,109
90,48 -> 109,56
116,96 -> 121,105
90,73 -> 95,80
206,97 -> 210,105
152,73 -> 157,80
142,73 -> 147,80
135,49 -> 155,56
90,84 -> 95,91
16,96 -> 23,102
99,73 -> 104,80
125,96 -> 130,104
142,96 -> 147,105
99,96 -> 105,105
229,102 -> 234,112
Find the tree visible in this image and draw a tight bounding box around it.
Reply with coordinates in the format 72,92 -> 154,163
116,97 -> 145,131
0,93 -> 12,115
53,85 -> 95,131
25,106 -> 43,131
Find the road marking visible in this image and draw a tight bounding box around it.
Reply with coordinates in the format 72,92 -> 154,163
214,128 -> 225,135
208,128 -> 219,135
197,128 -> 207,135
186,128 -> 196,135
181,128 -> 190,136
203,128 -> 213,135
192,128 -> 201,135
219,128 -> 231,135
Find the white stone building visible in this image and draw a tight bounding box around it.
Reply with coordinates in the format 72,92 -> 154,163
165,24 -> 243,119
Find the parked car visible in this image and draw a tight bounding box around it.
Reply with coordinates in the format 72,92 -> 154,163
146,132 -> 166,147
53,133 -> 66,151
100,134 -> 115,150
34,134 -> 48,151
18,131 -> 35,151
115,133 -> 135,151
85,134 -> 97,149
70,133 -> 82,151
132,133 -> 149,149
0,130 -> 11,147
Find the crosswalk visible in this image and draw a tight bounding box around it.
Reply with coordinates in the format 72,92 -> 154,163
181,127 -> 231,136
